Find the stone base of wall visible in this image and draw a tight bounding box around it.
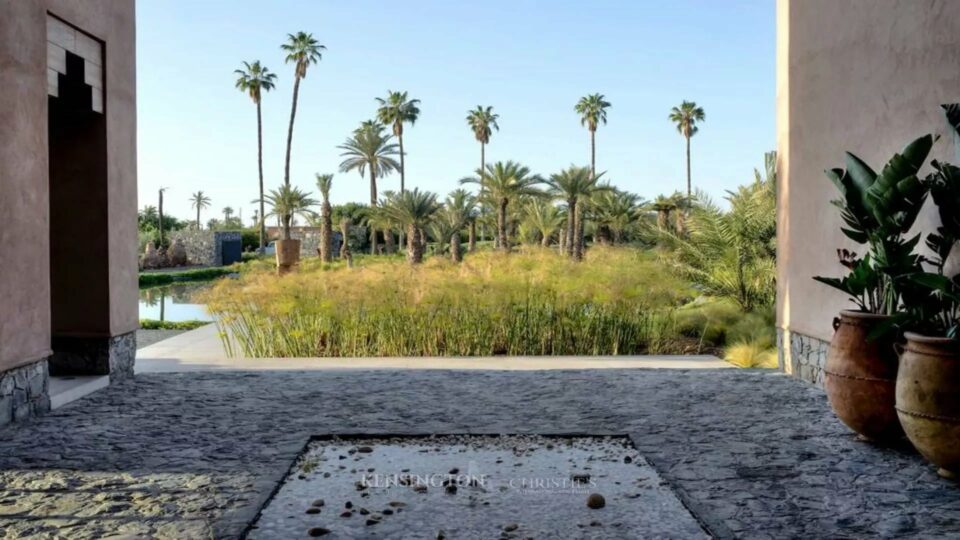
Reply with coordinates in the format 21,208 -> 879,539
49,331 -> 136,382
777,328 -> 830,387
0,359 -> 50,427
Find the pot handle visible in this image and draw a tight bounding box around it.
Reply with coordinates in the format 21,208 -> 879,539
832,317 -> 841,331
893,343 -> 905,358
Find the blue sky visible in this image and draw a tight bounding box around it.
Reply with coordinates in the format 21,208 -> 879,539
137,0 -> 774,222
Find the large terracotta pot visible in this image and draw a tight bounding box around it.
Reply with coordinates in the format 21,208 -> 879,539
275,238 -> 301,274
896,332 -> 960,478
824,310 -> 903,442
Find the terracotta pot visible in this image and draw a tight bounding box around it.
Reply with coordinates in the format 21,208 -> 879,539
275,238 -> 301,273
896,332 -> 960,478
824,310 -> 903,442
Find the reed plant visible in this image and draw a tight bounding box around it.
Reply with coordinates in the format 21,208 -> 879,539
203,246 -> 699,357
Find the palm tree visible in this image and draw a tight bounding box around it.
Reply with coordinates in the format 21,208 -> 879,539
466,106 -> 500,184
592,189 -> 641,244
264,184 -> 318,240
671,192 -> 691,235
575,94 -> 611,182
461,161 -> 543,252
281,32 -> 325,187
382,189 -> 440,265
376,91 -> 421,193
316,173 -> 334,262
140,205 -> 158,226
522,199 -> 564,247
339,218 -> 351,260
650,194 -> 677,231
546,165 -> 610,260
189,191 -> 211,230
669,100 -> 706,198
234,60 -> 277,251
338,121 -> 401,254
443,189 -> 477,262
222,206 -> 234,223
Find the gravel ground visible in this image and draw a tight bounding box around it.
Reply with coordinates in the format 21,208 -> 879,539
0,369 -> 958,539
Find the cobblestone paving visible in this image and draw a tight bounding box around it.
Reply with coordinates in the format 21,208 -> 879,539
0,369 -> 958,539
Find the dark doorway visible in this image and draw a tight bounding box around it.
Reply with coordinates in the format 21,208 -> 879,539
48,49 -> 111,375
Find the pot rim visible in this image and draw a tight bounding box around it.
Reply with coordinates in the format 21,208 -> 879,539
839,309 -> 893,320
903,332 -> 958,345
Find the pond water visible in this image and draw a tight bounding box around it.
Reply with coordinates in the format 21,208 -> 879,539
139,282 -> 214,322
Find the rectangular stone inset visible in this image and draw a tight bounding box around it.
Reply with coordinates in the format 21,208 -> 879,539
46,16 -> 76,51
248,435 -> 707,539
47,43 -> 66,74
47,68 -> 59,97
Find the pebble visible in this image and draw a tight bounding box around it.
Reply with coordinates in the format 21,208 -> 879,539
304,507 -> 321,515
307,527 -> 331,537
503,523 -> 519,532
357,446 -> 374,453
587,493 -> 606,509
311,499 -> 325,507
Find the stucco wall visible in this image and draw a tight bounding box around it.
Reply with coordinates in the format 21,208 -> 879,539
776,0 -> 960,349
0,0 -> 136,373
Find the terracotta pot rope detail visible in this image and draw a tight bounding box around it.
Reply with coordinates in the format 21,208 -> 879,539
895,407 -> 960,424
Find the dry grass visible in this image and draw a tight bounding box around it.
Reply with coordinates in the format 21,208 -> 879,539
203,246 -> 701,357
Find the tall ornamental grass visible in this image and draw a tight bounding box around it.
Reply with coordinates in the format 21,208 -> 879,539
203,246 -> 697,357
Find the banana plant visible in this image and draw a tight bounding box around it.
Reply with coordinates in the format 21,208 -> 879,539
815,135 -> 934,315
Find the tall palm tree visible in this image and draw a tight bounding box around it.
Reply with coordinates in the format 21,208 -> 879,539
338,121 -> 401,254
376,91 -> 421,193
575,94 -> 611,182
546,165 -> 610,260
234,60 -> 277,251
381,189 -> 440,265
669,100 -> 706,198
222,206 -> 234,223
157,188 -> 167,249
460,161 -> 543,252
189,191 -> 211,230
281,32 -> 325,187
316,173 -> 334,262
466,106 -> 499,184
264,184 -> 318,240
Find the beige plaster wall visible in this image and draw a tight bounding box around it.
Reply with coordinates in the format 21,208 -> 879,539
777,0 -> 960,343
0,0 -> 136,372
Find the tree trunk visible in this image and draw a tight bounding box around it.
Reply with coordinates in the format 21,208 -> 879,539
284,75 -> 302,187
674,209 -> 686,236
559,225 -> 566,252
408,224 -> 423,264
566,198 -> 576,257
497,198 -> 510,252
282,215 -> 292,240
468,220 -> 476,252
196,207 -> 200,230
541,231 -> 551,247
158,190 -> 165,250
320,200 -> 332,262
369,166 -> 378,206
590,128 -> 596,182
257,100 -> 266,250
384,227 -> 395,254
340,219 -> 350,259
398,129 -> 405,193
685,135 -> 692,199
370,228 -> 378,255
451,232 -> 462,262
573,204 -> 584,261
657,210 -> 669,230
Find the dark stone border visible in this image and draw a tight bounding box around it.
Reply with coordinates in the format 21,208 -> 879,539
49,330 -> 136,382
778,328 -> 829,387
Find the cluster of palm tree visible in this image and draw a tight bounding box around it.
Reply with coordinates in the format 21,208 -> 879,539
231,32 -> 709,267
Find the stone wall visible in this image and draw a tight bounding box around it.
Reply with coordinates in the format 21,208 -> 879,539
0,359 -> 50,427
169,230 -> 242,266
777,328 -> 828,387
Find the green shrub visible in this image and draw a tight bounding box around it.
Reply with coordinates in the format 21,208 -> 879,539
139,265 -> 238,288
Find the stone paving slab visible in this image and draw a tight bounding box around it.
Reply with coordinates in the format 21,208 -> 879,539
0,369 -> 958,539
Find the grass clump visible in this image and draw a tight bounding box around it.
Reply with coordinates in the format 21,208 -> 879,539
203,246 -> 701,357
